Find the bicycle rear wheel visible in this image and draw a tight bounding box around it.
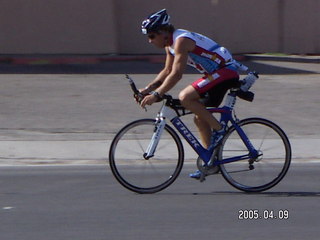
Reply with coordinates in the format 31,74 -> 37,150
218,118 -> 291,192
109,119 -> 184,194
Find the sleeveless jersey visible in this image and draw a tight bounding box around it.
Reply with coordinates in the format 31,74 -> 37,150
168,29 -> 233,74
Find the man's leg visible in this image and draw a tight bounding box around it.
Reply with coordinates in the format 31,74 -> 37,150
179,85 -> 222,147
179,85 -> 221,179
193,115 -> 211,149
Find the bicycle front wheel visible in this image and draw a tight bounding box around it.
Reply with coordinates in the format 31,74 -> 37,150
218,118 -> 291,192
109,119 -> 184,194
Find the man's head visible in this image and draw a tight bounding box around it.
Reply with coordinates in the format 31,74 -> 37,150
141,9 -> 175,48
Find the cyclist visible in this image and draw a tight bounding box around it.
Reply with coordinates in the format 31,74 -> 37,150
139,9 -> 246,179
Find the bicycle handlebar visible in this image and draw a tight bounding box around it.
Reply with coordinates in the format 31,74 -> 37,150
126,74 -> 173,100
125,74 -> 255,112
126,74 -> 141,96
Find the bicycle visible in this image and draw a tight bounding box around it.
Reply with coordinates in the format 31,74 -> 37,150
109,74 -> 291,194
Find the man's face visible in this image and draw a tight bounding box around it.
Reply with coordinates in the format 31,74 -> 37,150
147,32 -> 167,48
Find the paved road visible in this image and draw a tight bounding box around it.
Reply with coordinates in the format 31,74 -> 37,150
1,164 -> 320,240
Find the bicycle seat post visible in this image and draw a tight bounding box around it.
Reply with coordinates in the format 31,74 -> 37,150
224,90 -> 237,110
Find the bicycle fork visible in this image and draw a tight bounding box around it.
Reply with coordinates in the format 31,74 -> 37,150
143,118 -> 166,160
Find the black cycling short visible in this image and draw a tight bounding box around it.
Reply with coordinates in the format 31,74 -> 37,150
200,78 -> 240,107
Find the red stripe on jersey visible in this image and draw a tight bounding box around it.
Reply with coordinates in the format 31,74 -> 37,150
191,46 -> 226,66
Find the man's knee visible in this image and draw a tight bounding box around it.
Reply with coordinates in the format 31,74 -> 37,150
178,86 -> 199,106
178,90 -> 188,104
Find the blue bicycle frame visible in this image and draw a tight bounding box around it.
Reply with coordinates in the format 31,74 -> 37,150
144,91 -> 259,167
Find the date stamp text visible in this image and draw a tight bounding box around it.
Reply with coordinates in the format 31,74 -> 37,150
238,209 -> 289,220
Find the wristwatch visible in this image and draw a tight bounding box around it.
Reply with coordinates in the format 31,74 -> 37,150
151,91 -> 162,101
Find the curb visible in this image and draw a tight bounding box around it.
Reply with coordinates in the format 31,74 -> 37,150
1,54 -> 319,66
0,55 -> 166,65
243,54 -> 320,63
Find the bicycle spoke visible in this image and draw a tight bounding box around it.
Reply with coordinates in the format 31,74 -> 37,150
109,119 -> 184,194
134,135 -> 147,153
219,118 -> 291,192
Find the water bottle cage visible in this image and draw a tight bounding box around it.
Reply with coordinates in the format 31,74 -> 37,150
236,71 -> 258,102
236,89 -> 254,102
240,71 -> 259,92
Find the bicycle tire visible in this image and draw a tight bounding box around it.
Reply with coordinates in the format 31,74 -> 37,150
109,119 -> 184,194
218,118 -> 291,192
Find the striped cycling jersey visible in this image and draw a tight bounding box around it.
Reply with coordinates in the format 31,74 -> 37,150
168,29 -> 233,74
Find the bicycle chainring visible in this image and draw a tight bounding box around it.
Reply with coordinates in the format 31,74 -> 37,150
196,156 -> 220,175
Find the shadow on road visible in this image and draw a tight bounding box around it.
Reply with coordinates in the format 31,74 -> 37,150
187,191 -> 320,197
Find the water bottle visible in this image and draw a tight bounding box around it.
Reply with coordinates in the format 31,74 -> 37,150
240,72 -> 259,92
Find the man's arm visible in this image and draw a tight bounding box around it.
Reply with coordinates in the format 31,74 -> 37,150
140,37 -> 195,107
143,48 -> 174,93
155,37 -> 195,96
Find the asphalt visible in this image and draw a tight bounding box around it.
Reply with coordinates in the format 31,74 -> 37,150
1,164 -> 320,240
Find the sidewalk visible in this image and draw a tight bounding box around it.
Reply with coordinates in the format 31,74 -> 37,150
0,138 -> 319,166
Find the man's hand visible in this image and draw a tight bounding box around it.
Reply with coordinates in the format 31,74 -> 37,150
133,87 -> 148,104
140,94 -> 158,108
